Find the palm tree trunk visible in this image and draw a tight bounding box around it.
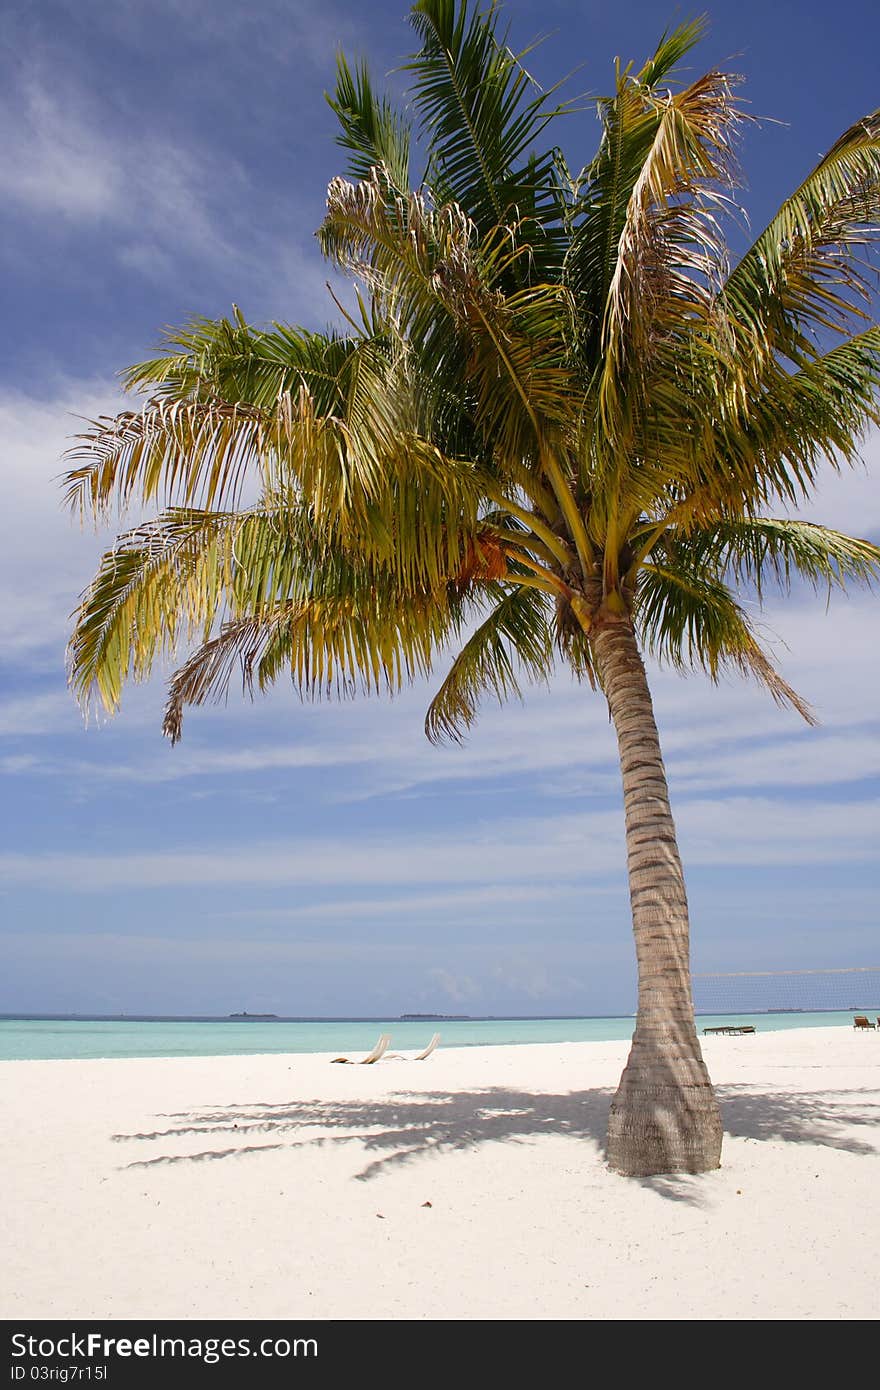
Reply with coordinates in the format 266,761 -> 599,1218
591,617 -> 722,1176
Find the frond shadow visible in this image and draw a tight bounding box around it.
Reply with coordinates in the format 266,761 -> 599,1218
117,1087 -> 611,1181
111,1081 -> 879,1195
720,1085 -> 879,1154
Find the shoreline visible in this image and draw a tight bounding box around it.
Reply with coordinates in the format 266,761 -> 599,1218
4,1026 -> 879,1320
1,1009 -> 870,1063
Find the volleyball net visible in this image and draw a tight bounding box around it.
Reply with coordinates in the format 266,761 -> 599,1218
692,967 -> 880,1015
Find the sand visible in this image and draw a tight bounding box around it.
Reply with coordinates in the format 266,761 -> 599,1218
2,1026 -> 878,1321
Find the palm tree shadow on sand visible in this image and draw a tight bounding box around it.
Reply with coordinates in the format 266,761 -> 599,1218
110,1081 -> 879,1203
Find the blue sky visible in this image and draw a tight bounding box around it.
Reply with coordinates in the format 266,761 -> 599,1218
1,0 -> 878,1018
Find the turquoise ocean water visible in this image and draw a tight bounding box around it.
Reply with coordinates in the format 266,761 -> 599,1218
0,1010 -> 872,1061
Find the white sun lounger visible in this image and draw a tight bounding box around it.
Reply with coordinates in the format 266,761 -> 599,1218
330,1033 -> 391,1064
387,1032 -> 440,1061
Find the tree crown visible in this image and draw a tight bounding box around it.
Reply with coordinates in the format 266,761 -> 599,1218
64,1 -> 880,742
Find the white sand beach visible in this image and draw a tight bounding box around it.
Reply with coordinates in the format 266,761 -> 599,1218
2,1026 -> 878,1321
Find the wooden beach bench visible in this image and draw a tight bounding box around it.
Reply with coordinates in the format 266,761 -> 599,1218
852,1016 -> 876,1030
703,1025 -> 757,1036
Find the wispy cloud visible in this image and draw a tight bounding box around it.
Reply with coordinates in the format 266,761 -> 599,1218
0,68 -> 331,321
0,692 -> 83,739
1,793 -> 877,894
217,881 -> 612,924
785,438 -> 880,540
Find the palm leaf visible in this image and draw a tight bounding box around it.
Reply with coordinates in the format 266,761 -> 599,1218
327,53 -> 411,194
709,326 -> 880,514
68,508 -> 241,714
636,559 -> 814,722
124,315 -> 365,413
723,109 -> 880,364
424,582 -> 553,743
162,577 -> 456,744
407,0 -> 568,248
682,517 -> 880,599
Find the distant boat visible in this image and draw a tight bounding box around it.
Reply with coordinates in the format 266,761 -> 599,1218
228,1012 -> 279,1020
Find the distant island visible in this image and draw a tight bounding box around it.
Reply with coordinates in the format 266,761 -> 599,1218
399,1013 -> 471,1021
228,1012 -> 279,1020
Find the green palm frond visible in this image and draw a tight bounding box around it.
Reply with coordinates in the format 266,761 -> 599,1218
162,574 -> 458,745
64,397 -> 273,520
320,170 -> 580,484
636,560 -> 815,722
407,0 -> 568,250
635,16 -> 709,88
563,19 -> 723,367
682,517 -> 880,599
62,7 -> 880,749
705,326 -> 880,514
723,110 -> 880,364
123,315 -> 365,412
319,169 -> 463,359
628,327 -> 880,545
327,53 -> 412,194
596,66 -> 743,401
70,501 -> 469,730
68,508 -> 241,715
560,23 -> 747,574
65,341 -> 487,592
424,582 -> 553,743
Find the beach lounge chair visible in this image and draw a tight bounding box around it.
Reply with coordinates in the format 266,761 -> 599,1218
387,1032 -> 441,1061
330,1033 -> 391,1064
414,1032 -> 440,1060
853,1016 -> 875,1030
703,1024 -> 756,1036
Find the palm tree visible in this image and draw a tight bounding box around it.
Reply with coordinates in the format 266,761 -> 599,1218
64,1 -> 880,1176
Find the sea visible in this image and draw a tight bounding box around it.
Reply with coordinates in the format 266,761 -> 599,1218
0,1010 -> 871,1062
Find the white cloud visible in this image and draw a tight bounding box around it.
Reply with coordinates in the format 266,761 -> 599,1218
426,967 -> 481,1004
0,67 -> 331,320
97,0 -> 368,74
0,693 -> 83,739
218,882 -> 608,924
668,730 -> 880,794
0,381 -> 125,665
786,433 -> 880,538
0,81 -> 124,220
1,792 -> 876,894
0,382 -> 124,664
676,795 -> 880,866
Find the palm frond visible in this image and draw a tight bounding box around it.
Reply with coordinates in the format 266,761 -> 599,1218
64,398 -> 272,521
561,25 -> 747,576
320,170 -> 579,471
66,335 -> 488,594
162,576 -> 462,744
68,508 -> 240,715
723,109 -> 880,364
69,498 -> 469,734
327,53 -> 412,194
628,326 -> 880,542
709,326 -> 880,513
123,315 -> 364,412
424,582 -> 553,743
407,0 -> 568,251
682,517 -> 880,599
636,560 -> 814,722
563,18 -> 725,372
